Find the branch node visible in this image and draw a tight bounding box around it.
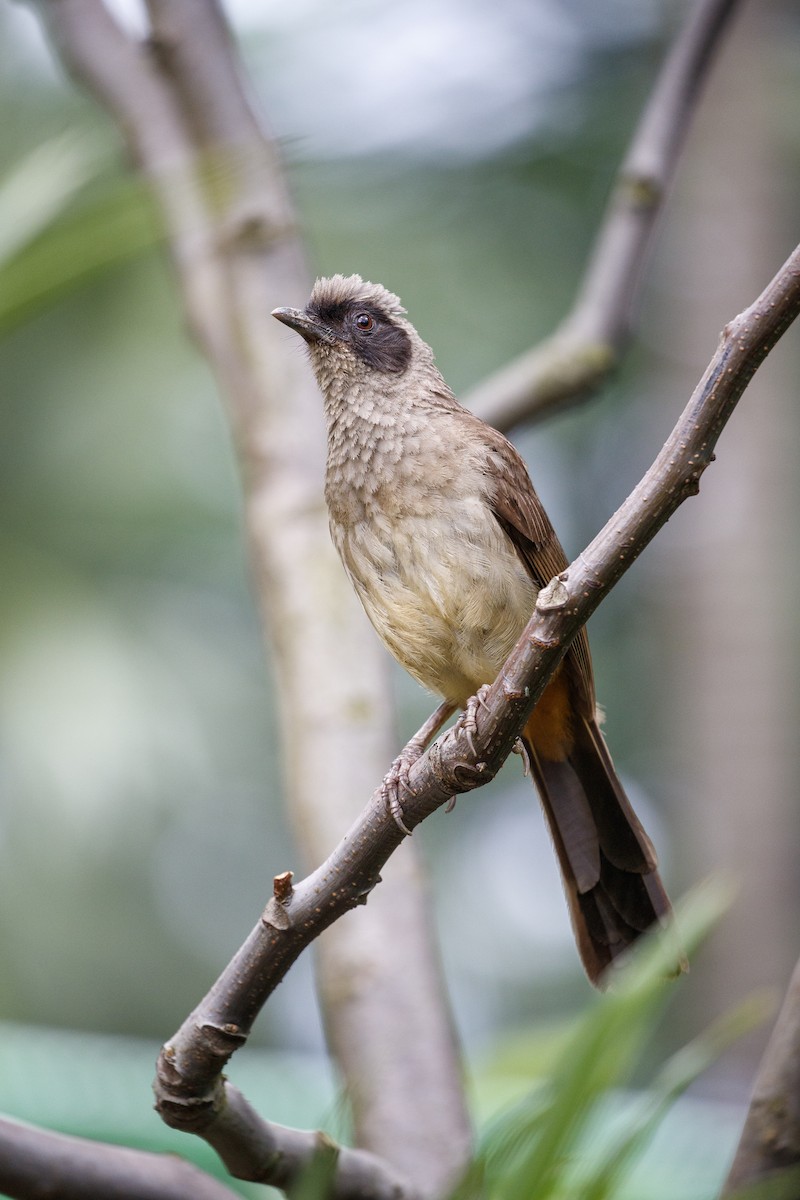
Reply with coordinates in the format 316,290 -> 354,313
618,170 -> 663,210
452,759 -> 490,789
314,1130 -> 341,1158
156,1092 -> 216,1133
501,678 -> 528,701
427,736 -> 460,799
219,202 -> 297,252
199,1020 -> 248,1051
351,873 -> 381,907
273,870 -> 294,903
536,573 -> 570,611
262,896 -> 292,931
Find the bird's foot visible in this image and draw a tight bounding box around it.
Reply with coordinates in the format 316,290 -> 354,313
381,699 -> 459,834
381,754 -> 416,837
382,721 -> 439,836
457,684 -> 492,757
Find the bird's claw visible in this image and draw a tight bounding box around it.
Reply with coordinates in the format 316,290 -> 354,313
381,754 -> 415,836
457,684 -> 492,757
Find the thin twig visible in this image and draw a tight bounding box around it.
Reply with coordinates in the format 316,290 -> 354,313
466,0 -> 744,432
153,246 -> 800,1185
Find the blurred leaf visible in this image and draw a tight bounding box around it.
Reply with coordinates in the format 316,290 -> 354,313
0,131 -> 103,265
579,992 -> 771,1200
453,880 -> 743,1200
0,1022 -> 337,1198
0,171 -> 160,334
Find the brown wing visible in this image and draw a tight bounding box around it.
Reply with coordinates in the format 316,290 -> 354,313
478,421 -> 596,717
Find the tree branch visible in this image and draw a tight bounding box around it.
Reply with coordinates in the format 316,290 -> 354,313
466,0 -> 744,432
156,1081 -> 417,1200
721,956 -> 800,1196
23,3 -> 783,1198
152,243 -> 800,1190
0,1117 -> 242,1200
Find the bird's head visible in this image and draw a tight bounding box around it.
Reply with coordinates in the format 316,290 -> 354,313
272,274 -> 417,390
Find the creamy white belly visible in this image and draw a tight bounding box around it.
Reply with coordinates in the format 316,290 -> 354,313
332,502 -> 538,707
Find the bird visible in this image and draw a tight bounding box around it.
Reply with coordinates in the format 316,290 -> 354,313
272,274 -> 672,986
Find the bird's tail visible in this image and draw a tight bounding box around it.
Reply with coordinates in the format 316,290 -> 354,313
522,711 -> 674,987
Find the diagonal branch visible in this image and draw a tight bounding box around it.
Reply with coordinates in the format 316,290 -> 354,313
21,2 -> 776,1198
466,0 -> 744,432
152,244 -> 800,1192
0,1116 -> 242,1200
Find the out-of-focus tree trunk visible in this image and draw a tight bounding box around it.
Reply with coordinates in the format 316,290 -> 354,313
34,3 -> 471,1192
655,0 -> 799,1071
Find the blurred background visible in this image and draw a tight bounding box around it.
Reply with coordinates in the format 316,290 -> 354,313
1,0 -> 799,1194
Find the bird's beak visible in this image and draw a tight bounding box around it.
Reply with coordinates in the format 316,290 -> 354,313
272,306 -> 336,345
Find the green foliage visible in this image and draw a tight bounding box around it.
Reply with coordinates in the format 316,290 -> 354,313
0,885 -> 754,1200
0,43 -> 786,1200
0,131 -> 160,333
0,132 -> 101,264
450,881 -> 761,1200
0,1025 -> 337,1199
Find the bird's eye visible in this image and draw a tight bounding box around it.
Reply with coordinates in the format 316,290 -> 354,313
354,312 -> 375,332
